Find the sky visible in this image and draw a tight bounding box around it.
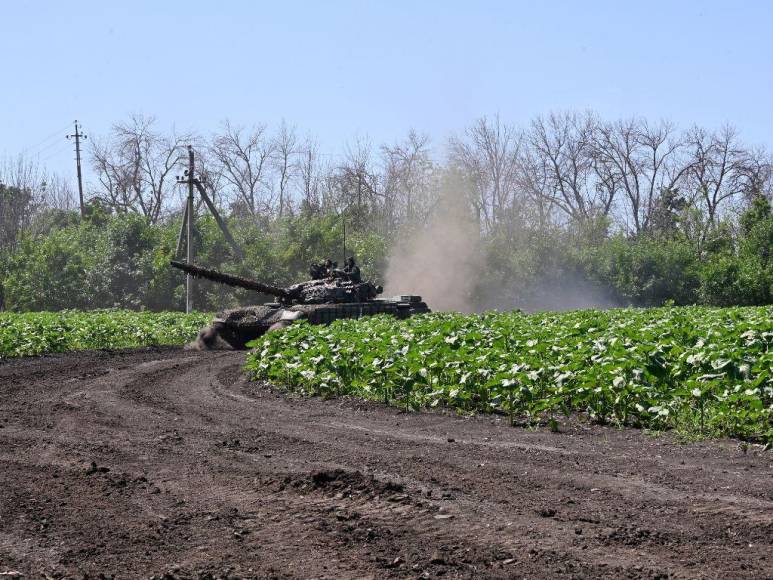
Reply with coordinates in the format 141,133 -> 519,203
2,0 -> 773,185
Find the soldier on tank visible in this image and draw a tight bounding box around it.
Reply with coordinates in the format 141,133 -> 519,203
344,256 -> 361,283
309,262 -> 325,280
330,259 -> 352,280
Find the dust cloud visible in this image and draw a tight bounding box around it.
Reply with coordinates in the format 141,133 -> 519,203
383,189 -> 481,313
382,184 -> 618,314
476,273 -> 619,313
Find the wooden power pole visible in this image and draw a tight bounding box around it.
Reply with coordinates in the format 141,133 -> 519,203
186,146 -> 195,313
175,145 -> 244,313
66,120 -> 87,218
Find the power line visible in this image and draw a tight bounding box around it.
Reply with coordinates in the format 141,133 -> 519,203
37,142 -> 72,164
32,138 -> 72,158
19,123 -> 73,157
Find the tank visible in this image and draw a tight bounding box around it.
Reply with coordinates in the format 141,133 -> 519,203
171,260 -> 430,349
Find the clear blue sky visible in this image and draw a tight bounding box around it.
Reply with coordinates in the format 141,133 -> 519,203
2,0 -> 772,183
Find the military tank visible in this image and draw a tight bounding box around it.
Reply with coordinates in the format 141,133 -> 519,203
171,260 -> 430,349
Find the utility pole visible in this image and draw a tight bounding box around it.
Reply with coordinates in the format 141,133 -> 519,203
175,146 -> 196,312
186,145 -> 195,313
66,120 -> 87,218
176,145 -> 245,312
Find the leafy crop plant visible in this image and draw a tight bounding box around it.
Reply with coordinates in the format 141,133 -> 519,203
246,307 -> 773,443
0,310 -> 210,358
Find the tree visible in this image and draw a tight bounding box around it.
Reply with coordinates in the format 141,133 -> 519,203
526,112 -> 613,225
682,125 -> 763,242
740,193 -> 771,237
90,115 -> 190,223
209,121 -> 277,217
648,186 -> 688,240
592,119 -> 690,236
0,155 -> 48,250
449,115 -> 522,233
381,130 -> 436,230
0,184 -> 34,250
296,136 -> 325,213
325,138 -> 381,232
40,173 -> 77,211
273,120 -> 298,217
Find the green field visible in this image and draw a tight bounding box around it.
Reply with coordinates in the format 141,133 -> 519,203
246,307 -> 773,443
0,310 -> 211,359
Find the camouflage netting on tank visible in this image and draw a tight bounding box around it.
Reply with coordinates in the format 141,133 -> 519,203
218,305 -> 284,329
288,304 -> 337,316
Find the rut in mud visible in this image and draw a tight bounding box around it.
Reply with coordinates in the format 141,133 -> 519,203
0,348 -> 771,579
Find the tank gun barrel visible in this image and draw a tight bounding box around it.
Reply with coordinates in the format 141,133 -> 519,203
170,260 -> 291,299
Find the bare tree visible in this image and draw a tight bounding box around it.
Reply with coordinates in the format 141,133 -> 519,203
273,121 -> 298,217
526,112 -> 612,225
592,119 -> 690,235
0,155 -> 47,249
317,138 -> 384,233
41,173 -> 77,211
449,115 -> 522,233
381,130 -> 436,229
0,154 -> 47,196
297,136 -> 325,213
516,144 -> 560,229
210,121 -> 275,217
337,138 -> 379,209
90,115 -> 189,223
193,146 -> 226,210
734,146 -> 773,205
683,125 -> 757,238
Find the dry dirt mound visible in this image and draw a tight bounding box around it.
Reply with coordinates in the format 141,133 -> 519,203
0,348 -> 771,579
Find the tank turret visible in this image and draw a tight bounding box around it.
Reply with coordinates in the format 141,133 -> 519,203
170,260 -> 383,305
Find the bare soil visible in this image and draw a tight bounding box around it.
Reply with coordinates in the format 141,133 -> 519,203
0,348 -> 771,579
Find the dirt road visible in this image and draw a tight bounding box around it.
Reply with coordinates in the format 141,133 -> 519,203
0,348 -> 771,579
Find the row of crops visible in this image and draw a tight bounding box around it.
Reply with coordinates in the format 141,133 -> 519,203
0,310 -> 210,359
246,307 -> 773,443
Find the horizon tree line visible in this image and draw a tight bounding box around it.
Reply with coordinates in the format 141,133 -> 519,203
2,111 -> 771,253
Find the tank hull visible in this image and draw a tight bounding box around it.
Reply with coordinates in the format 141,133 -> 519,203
191,297 -> 430,350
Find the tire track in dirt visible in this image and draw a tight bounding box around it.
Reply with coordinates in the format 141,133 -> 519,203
0,348 -> 771,579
